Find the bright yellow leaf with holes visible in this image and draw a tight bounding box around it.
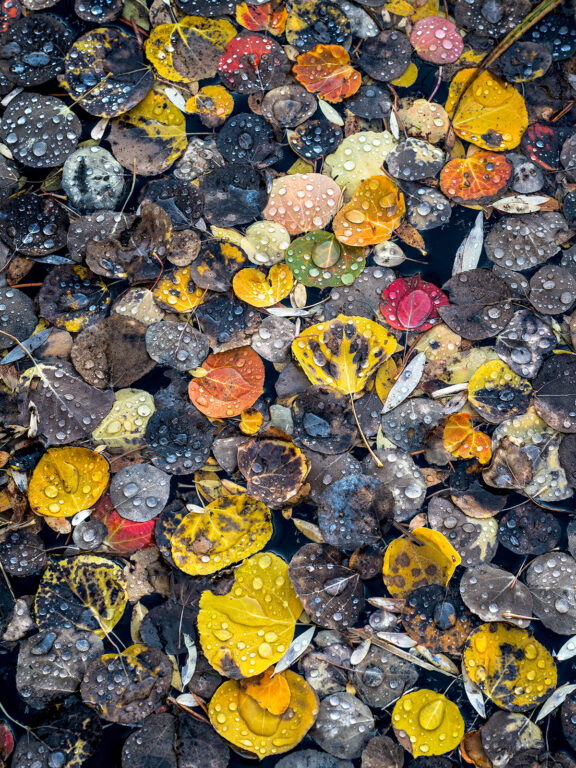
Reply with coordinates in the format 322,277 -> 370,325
209,670 -> 318,758
198,552 -> 302,678
383,528 -> 461,597
171,493 -> 273,576
292,314 -> 398,395
233,264 -> 294,308
446,69 -> 528,151
29,447 -> 109,518
392,690 -> 464,757
463,623 -> 557,711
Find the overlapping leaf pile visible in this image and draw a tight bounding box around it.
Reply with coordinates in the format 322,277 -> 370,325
2,0 -> 576,766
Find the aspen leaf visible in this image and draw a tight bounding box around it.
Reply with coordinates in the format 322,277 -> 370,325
171,493 -> 273,576
392,689 -> 464,757
463,623 -> 557,712
35,555 -> 127,638
197,552 -> 303,678
29,447 -> 109,518
188,346 -> 265,418
291,314 -> 398,394
383,528 -> 461,597
440,152 -> 513,205
236,1 -> 287,35
468,359 -> 532,424
293,44 -> 361,104
446,69 -> 528,152
242,667 -> 291,715
209,670 -> 318,757
443,412 -> 492,464
233,264 -> 294,308
333,176 -> 405,247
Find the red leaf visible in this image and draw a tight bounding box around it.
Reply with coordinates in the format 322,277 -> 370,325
380,275 -> 448,331
92,494 -> 156,555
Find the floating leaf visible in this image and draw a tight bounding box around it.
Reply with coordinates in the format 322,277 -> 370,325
274,626 -> 316,675
233,264 -> 294,307
186,85 -> 234,128
324,131 -> 397,199
446,69 -> 528,151
333,176 -> 405,247
468,360 -> 532,424
29,447 -> 109,517
293,44 -> 361,103
453,212 -> 484,275
440,153 -> 512,205
171,493 -> 272,575
198,552 -> 302,677
35,555 -> 127,638
285,231 -> 366,288
81,644 -> 172,723
153,265 -> 205,313
383,528 -> 461,597
292,314 -> 398,394
236,1 -> 287,34
188,346 -> 265,418
443,412 -> 492,464
108,87 -> 187,176
92,494 -> 155,555
237,436 -> 310,507
392,689 -> 464,757
263,173 -> 342,235
209,670 -> 318,757
463,623 -> 557,711
380,276 -> 448,332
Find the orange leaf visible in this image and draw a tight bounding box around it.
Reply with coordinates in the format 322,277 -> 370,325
241,668 -> 291,715
188,346 -> 265,418
443,412 -> 492,464
293,44 -> 361,104
439,152 -> 512,205
236,1 -> 287,35
333,175 -> 405,246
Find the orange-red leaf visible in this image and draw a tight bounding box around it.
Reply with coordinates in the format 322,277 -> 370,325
443,412 -> 492,464
188,346 -> 265,418
293,44 -> 361,103
236,1 -> 287,35
241,668 -> 291,715
439,152 -> 512,205
92,494 -> 156,555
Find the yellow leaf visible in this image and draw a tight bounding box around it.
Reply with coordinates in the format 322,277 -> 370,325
391,62 -> 418,87
145,16 -> 236,83
392,689 -> 464,757
92,388 -> 155,454
233,264 -> 294,308
446,69 -> 528,151
239,408 -> 264,435
383,528 -> 461,597
29,447 -> 109,518
153,266 -> 205,312
209,670 -> 318,757
198,552 -> 302,678
292,314 -> 398,395
375,357 -> 399,404
171,493 -> 273,576
35,555 -> 127,638
463,623 -> 557,711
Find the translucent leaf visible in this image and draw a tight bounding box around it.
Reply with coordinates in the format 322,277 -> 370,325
188,347 -> 265,418
263,173 -> 342,235
293,44 -> 360,103
443,412 -> 492,464
440,152 -> 512,205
